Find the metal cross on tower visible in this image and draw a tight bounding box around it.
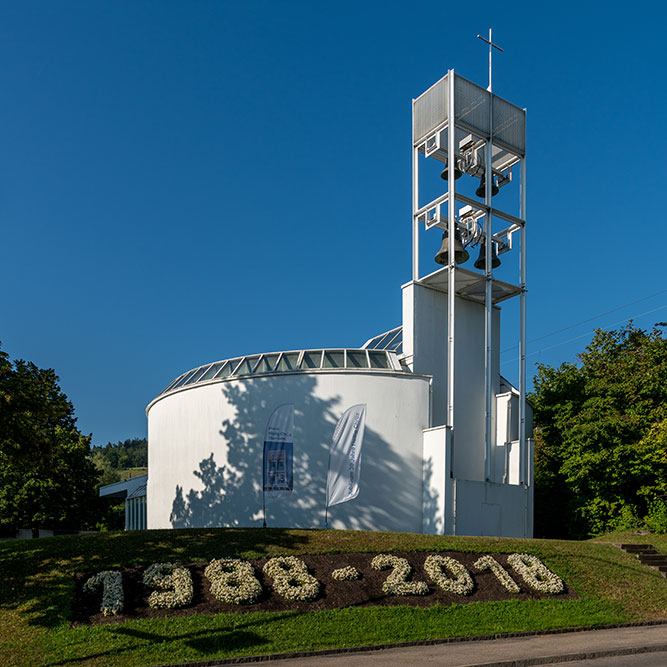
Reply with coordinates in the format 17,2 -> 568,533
477,28 -> 503,93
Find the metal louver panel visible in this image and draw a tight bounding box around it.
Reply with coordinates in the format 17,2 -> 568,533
454,76 -> 490,137
413,75 -> 449,144
413,73 -> 525,157
493,96 -> 526,155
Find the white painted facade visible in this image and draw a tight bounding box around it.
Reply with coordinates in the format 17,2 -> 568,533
147,370 -> 430,532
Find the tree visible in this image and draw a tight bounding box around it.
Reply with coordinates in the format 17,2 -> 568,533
0,345 -> 101,537
92,437 -> 147,475
530,323 -> 667,539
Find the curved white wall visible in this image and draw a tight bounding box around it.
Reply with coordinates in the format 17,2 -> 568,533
147,370 -> 430,533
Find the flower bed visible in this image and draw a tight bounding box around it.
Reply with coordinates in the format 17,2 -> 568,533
424,554 -> 474,595
371,554 -> 429,596
82,571 -> 124,616
507,553 -> 564,593
205,558 -> 263,605
75,550 -> 574,625
263,556 -> 320,601
474,555 -> 520,593
143,562 -> 193,609
331,566 -> 361,581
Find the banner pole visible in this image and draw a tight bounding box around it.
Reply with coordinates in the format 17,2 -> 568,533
324,446 -> 332,529
323,404 -> 366,529
262,403 -> 294,528
262,442 -> 267,527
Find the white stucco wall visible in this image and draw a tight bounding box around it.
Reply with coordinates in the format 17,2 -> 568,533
454,478 -> 533,538
422,425 -> 453,535
402,281 -> 500,481
147,371 -> 430,533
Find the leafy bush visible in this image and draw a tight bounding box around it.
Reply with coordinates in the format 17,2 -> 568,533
644,499 -> 667,534
531,324 -> 667,539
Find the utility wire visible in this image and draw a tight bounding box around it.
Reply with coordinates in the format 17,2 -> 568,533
501,303 -> 667,366
501,289 -> 667,354
501,288 -> 667,354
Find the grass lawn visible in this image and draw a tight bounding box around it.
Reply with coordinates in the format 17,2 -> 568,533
1,528 -> 666,666
117,468 -> 147,482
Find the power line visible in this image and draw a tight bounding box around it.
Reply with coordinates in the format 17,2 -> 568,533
501,304 -> 667,366
501,288 -> 667,354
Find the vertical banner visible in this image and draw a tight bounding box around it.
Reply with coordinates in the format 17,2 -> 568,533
325,404 -> 367,523
263,404 -> 294,519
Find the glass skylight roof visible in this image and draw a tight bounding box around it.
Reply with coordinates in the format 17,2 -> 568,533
158,348 -> 409,399
363,326 -> 403,353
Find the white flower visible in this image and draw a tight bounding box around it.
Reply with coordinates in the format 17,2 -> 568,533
371,554 -> 428,596
263,556 -> 320,601
473,555 -> 520,593
83,570 -> 124,616
143,562 -> 193,610
424,555 -> 473,596
331,566 -> 361,581
205,558 -> 263,605
507,553 -> 564,594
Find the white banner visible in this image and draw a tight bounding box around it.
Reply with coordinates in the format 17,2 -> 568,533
263,404 -> 294,505
325,404 -> 367,509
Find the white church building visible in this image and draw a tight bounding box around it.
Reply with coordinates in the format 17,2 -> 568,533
104,70 -> 533,537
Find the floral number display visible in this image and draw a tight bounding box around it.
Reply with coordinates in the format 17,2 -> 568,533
79,550 -> 568,621
423,555 -> 474,596
205,558 -> 263,605
263,556 -> 320,601
473,555 -> 520,593
331,566 -> 361,581
371,554 -> 429,596
507,553 -> 564,594
83,570 -> 124,616
143,562 -> 193,609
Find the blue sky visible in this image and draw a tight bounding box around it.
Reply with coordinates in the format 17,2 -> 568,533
1,1 -> 665,446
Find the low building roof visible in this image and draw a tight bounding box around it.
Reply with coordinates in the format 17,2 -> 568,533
99,473 -> 148,500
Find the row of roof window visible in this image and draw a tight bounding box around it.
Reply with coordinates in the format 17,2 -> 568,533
363,326 -> 403,352
160,349 -> 409,397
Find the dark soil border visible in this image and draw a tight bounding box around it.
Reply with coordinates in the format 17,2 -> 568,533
72,550 -> 577,626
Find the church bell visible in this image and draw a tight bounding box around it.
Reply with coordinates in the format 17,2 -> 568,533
473,240 -> 501,270
440,158 -> 462,181
434,227 -> 469,266
475,175 -> 499,198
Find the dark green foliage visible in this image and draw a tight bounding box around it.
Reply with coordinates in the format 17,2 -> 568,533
94,437 -> 147,470
90,438 -> 147,486
0,344 -> 101,536
530,323 -> 667,539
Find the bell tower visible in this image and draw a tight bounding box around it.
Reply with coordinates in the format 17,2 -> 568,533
403,65 -> 530,536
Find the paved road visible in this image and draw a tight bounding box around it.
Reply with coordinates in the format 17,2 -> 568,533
561,654 -> 667,666
265,624 -> 667,667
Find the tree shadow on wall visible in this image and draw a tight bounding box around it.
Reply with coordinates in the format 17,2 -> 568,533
421,458 -> 441,534
170,455 -> 228,528
170,373 -> 424,532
